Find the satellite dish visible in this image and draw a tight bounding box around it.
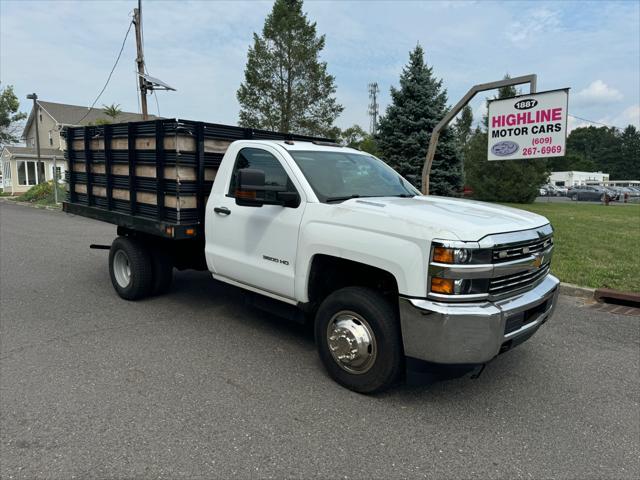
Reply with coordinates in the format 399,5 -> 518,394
138,72 -> 176,91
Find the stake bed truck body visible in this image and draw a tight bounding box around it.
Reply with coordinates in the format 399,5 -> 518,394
63,119 -> 559,392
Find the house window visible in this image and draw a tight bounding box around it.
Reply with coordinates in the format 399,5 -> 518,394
17,160 -> 46,186
17,161 -> 27,185
55,166 -> 62,181
2,161 -> 10,182
26,162 -> 36,185
49,132 -> 53,146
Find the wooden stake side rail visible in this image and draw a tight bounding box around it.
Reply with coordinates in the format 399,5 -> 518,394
63,118 -> 333,239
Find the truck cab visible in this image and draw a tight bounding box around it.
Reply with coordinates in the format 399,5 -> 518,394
202,140 -> 559,392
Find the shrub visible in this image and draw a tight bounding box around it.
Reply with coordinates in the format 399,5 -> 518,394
16,181 -> 65,204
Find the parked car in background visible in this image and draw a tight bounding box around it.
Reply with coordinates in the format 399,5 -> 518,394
628,187 -> 640,197
568,185 -> 613,202
541,184 -> 567,196
603,187 -> 619,201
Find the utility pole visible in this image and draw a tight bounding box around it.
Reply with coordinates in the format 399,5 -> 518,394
26,93 -> 42,183
52,155 -> 59,204
134,0 -> 148,120
368,82 -> 379,135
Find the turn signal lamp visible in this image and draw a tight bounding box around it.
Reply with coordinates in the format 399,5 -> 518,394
431,277 -> 454,294
433,246 -> 454,263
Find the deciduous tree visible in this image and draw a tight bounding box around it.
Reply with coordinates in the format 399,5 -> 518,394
0,85 -> 27,148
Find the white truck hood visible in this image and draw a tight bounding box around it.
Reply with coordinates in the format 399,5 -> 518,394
332,195 -> 549,242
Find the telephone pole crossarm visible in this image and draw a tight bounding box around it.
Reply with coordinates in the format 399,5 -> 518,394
421,74 -> 537,195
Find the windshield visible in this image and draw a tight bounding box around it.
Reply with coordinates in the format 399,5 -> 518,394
288,150 -> 419,202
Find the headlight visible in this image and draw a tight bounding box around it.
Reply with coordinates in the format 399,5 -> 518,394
429,241 -> 491,297
432,247 -> 471,264
431,244 -> 491,265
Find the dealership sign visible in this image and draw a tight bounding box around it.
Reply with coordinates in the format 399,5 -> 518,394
487,88 -> 569,161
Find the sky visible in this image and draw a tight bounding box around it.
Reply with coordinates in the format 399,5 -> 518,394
1,0 -> 639,133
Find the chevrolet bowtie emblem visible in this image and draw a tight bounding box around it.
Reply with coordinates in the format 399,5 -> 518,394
533,254 -> 543,268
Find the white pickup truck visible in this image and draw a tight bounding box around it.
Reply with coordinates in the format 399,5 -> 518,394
64,120 -> 559,393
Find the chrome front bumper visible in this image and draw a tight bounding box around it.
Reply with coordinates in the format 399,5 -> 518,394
399,274 -> 560,364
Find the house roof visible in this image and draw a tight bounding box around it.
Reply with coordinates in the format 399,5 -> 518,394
2,146 -> 63,158
23,100 -> 159,138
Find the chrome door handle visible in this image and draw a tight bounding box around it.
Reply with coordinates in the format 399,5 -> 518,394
214,207 -> 231,215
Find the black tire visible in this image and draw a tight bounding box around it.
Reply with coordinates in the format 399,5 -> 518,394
314,287 -> 403,394
108,236 -> 153,300
150,245 -> 173,296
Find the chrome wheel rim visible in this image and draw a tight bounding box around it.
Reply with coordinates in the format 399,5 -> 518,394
326,311 -> 377,374
113,250 -> 131,288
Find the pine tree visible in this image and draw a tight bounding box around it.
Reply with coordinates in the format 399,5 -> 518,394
237,0 -> 343,137
453,105 -> 473,149
453,105 -> 473,182
464,79 -> 548,203
376,45 -> 462,195
619,125 -> 640,179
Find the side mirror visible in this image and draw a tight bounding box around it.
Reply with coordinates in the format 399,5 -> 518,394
235,168 -> 300,208
235,168 -> 266,207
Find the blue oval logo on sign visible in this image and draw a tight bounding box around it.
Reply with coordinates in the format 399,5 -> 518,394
491,141 -> 519,157
514,99 -> 538,110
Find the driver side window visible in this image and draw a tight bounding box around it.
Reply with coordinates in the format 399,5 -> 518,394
228,148 -> 296,202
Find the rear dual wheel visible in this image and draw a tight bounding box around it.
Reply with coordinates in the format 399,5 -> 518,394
109,237 -> 173,300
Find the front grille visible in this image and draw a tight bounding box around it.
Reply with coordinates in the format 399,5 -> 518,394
489,263 -> 550,296
493,235 -> 553,262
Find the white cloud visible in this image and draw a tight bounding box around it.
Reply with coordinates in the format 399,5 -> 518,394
614,104 -> 640,128
605,104 -> 640,129
575,80 -> 623,105
506,8 -> 561,45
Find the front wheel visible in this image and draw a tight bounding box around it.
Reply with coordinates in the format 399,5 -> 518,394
314,287 -> 403,393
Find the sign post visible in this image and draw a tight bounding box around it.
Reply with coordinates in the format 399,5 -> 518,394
421,74 -> 537,195
487,88 -> 569,161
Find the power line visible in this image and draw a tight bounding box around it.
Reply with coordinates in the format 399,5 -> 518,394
144,65 -> 161,117
74,19 -> 134,125
568,113 -> 625,131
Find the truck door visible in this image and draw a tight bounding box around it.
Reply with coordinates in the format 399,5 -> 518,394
205,146 -> 305,300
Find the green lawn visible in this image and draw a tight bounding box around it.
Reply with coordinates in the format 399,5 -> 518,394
502,202 -> 640,292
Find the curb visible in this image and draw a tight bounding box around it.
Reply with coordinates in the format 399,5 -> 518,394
0,196 -> 62,211
559,282 -> 596,299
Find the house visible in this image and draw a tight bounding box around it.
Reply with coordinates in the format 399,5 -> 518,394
1,101 -> 154,195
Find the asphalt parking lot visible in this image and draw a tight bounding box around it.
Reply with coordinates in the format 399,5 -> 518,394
1,201 -> 639,479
